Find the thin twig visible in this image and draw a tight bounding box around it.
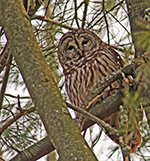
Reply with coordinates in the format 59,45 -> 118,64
87,9 -> 102,28
37,0 -> 51,31
108,12 -> 131,36
0,26 -> 4,37
0,107 -> 36,135
0,42 -> 9,73
17,95 -> 21,108
0,53 -> 12,109
23,0 -> 44,17
31,15 -> 76,30
81,0 -> 89,28
102,0 -> 110,44
5,93 -> 30,99
89,0 -> 124,29
74,0 -> 80,28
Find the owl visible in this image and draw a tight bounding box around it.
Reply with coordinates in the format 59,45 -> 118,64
57,29 -> 142,153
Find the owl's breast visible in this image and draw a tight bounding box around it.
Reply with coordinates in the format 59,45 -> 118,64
65,58 -> 108,107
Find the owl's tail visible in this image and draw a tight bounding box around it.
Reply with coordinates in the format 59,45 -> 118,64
104,111 -> 142,153
129,128 -> 142,153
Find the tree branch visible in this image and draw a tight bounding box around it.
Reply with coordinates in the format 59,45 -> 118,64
10,137 -> 54,161
68,102 -> 132,160
4,93 -> 30,99
74,0 -> 80,28
81,0 -> 89,28
0,42 -> 9,73
31,15 -> 76,30
0,107 -> 35,135
80,63 -> 135,112
0,53 -> 12,109
23,0 -> 45,17
89,0 -> 124,29
102,0 -> 110,44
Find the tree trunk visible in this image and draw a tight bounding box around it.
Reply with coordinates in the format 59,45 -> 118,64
126,0 -> 149,57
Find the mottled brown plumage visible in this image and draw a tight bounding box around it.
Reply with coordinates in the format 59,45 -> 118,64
57,29 -> 142,153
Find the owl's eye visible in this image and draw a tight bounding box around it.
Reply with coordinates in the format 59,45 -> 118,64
82,40 -> 89,45
68,46 -> 74,50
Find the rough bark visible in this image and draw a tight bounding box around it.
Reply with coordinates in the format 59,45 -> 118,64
126,0 -> 150,127
126,0 -> 149,58
0,1 -> 98,161
11,137 -> 54,161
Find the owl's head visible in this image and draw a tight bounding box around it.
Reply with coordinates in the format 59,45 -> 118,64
57,29 -> 102,72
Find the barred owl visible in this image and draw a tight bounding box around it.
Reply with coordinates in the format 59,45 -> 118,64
57,29 -> 142,153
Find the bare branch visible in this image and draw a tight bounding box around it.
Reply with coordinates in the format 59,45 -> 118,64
0,42 -> 9,73
82,0 -> 89,28
89,0 -> 124,29
0,53 -> 12,109
74,0 -> 80,28
31,15 -> 77,30
108,12 -> 131,36
4,93 -> 30,99
102,0 -> 110,44
23,0 -> 45,17
0,107 -> 36,135
10,137 -> 54,161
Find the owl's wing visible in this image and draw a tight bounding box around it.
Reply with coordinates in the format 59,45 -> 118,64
107,46 -> 125,68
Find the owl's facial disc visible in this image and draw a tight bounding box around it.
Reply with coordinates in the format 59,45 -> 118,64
65,40 -> 82,61
64,36 -> 96,62
77,34 -> 96,54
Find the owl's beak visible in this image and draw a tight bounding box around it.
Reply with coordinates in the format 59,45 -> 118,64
78,50 -> 83,57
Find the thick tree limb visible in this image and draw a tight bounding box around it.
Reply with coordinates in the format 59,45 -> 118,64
81,63 -> 135,111
11,137 -> 54,161
126,0 -> 150,130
